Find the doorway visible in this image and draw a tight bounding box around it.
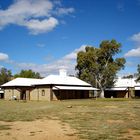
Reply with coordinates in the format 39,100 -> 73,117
20,90 -> 26,100
0,93 -> 4,99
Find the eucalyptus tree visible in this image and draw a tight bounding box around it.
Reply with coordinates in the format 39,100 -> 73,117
136,64 -> 140,82
76,40 -> 126,97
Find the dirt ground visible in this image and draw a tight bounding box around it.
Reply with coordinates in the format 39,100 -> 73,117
0,119 -> 79,140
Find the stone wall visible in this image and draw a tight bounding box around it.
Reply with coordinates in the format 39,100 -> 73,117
30,86 -> 51,101
4,88 -> 20,100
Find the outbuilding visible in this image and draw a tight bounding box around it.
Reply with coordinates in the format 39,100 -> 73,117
105,78 -> 139,98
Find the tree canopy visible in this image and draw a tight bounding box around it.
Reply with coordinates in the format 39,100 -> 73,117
136,64 -> 140,82
122,75 -> 134,79
0,68 -> 12,85
76,40 -> 126,97
14,69 -> 41,79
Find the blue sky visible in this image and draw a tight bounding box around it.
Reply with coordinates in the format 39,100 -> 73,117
0,0 -> 140,76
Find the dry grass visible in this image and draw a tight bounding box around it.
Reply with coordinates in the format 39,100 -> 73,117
0,99 -> 140,140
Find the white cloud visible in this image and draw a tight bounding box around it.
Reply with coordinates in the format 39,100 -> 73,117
0,0 -> 53,27
0,0 -> 74,34
56,7 -> 75,15
64,45 -> 86,60
125,61 -> 136,67
10,59 -> 74,76
7,45 -> 86,76
130,32 -> 140,42
25,17 -> 58,35
125,47 -> 140,57
0,53 -> 9,61
125,32 -> 140,57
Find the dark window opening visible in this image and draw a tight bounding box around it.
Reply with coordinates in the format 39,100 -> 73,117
42,90 -> 45,96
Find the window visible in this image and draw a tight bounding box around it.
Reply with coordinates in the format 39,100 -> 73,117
42,90 -> 45,96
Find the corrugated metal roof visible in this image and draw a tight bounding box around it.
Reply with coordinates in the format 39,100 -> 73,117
114,78 -> 136,87
53,86 -> 98,90
37,75 -> 91,86
1,78 -> 42,87
1,75 -> 96,90
106,78 -> 140,91
106,87 -> 127,91
135,86 -> 140,90
114,78 -> 140,87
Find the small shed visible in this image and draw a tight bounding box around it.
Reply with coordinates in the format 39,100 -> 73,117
105,78 -> 139,98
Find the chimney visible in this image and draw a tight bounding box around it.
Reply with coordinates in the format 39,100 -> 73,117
59,69 -> 67,77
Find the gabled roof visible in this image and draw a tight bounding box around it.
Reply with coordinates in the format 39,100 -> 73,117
114,78 -> 136,87
1,69 -> 97,90
106,87 -> 127,91
53,86 -> 97,90
106,78 -> 140,91
36,75 -> 91,86
1,78 -> 42,87
1,75 -> 95,89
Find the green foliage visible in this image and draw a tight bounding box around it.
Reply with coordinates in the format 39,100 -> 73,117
76,39 -> 126,92
122,75 -> 133,79
136,64 -> 140,82
0,68 -> 12,85
14,69 -> 41,79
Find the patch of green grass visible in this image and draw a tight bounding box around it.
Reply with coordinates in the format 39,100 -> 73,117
0,99 -> 140,139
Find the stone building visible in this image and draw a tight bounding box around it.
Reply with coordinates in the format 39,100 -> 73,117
1,70 -> 97,101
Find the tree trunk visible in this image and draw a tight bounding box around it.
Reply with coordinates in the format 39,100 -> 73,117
100,89 -> 105,98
